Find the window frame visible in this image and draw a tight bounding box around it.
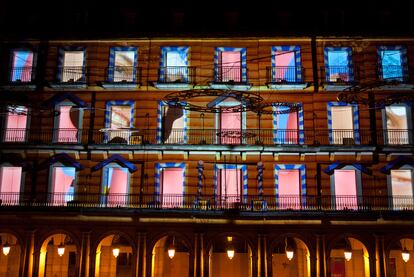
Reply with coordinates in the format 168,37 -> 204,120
104,100 -> 135,144
9,48 -> 36,83
0,163 -> 25,204
271,46 -> 302,83
387,164 -> 414,210
156,100 -> 188,144
274,164 -> 307,208
57,46 -> 87,83
154,163 -> 186,203
377,46 -> 408,82
215,100 -> 246,145
327,102 -> 360,144
381,103 -> 413,145
330,165 -> 363,210
324,47 -> 354,83
107,47 -> 138,83
48,162 -> 78,205
272,103 -> 304,144
214,164 -> 248,203
53,101 -> 83,144
2,105 -> 30,143
159,46 -> 189,83
214,47 -> 247,83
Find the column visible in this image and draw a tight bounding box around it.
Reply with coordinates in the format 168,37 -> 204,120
79,231 -> 91,277
21,229 -> 35,277
316,234 -> 326,277
135,232 -> 147,277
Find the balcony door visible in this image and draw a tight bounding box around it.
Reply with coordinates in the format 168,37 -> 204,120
384,105 -> 411,145
160,103 -> 186,144
390,169 -> 413,210
109,105 -> 132,143
114,51 -> 135,82
331,106 -> 354,144
50,166 -> 76,205
273,106 -> 299,144
219,107 -> 243,145
0,166 -> 22,204
160,167 -> 185,208
274,50 -> 296,82
277,169 -> 300,209
55,105 -> 80,143
11,50 -> 33,82
218,51 -> 242,82
62,51 -> 84,82
165,50 -> 187,82
4,106 -> 28,142
333,169 -> 358,210
218,167 -> 242,207
102,166 -> 129,207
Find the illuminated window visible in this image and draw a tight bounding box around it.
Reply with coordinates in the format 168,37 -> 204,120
215,100 -> 245,145
105,101 -> 134,144
102,165 -> 130,207
378,46 -> 408,82
50,165 -> 76,205
159,46 -> 189,83
59,48 -> 86,83
327,102 -> 360,145
215,47 -> 247,83
331,166 -> 362,210
158,101 -> 187,144
273,104 -> 304,144
3,106 -> 28,142
10,50 -> 34,82
54,104 -> 81,143
108,47 -> 137,83
157,164 -> 185,208
271,46 -> 302,83
275,164 -> 306,210
217,166 -> 243,206
324,47 -> 353,83
0,166 -> 23,204
383,105 -> 412,145
389,168 -> 413,210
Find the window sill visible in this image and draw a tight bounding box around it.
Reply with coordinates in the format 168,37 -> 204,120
49,82 -> 87,89
101,82 -> 140,90
153,82 -> 192,90
209,82 -> 252,91
0,84 -> 36,91
266,83 -> 307,90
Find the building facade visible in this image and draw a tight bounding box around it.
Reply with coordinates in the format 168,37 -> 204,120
0,36 -> 413,277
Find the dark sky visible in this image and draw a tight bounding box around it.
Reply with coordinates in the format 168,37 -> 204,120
1,0 -> 412,39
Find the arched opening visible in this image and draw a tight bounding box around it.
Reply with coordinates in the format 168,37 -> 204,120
329,237 -> 370,277
271,236 -> 310,277
388,238 -> 414,276
151,235 -> 190,277
95,234 -> 133,277
0,232 -> 21,276
38,233 -> 79,277
208,235 -> 252,277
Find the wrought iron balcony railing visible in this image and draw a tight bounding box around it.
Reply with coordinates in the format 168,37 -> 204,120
9,66 -> 35,83
105,66 -> 142,84
322,65 -> 358,84
158,66 -> 196,84
266,66 -> 303,84
56,66 -> 87,83
1,128 -> 413,146
213,66 -> 248,83
1,193 -> 413,212
378,65 -> 409,83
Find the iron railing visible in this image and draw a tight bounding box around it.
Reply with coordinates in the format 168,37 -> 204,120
1,128 -> 413,146
158,66 -> 196,83
322,66 -> 355,84
57,66 -> 86,83
266,66 -> 303,83
104,66 -> 141,83
213,66 -> 248,83
1,193 -> 413,212
378,65 -> 409,83
9,66 -> 35,83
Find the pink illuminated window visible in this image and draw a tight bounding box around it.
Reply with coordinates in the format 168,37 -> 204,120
56,105 -> 79,143
0,166 -> 22,204
4,106 -> 28,142
219,51 -> 241,82
278,169 -> 300,209
50,166 -> 76,205
109,105 -> 132,143
161,167 -> 184,207
331,106 -> 354,144
11,51 -> 33,82
390,169 -> 413,209
103,167 -> 129,207
218,168 -> 242,205
220,109 -> 242,144
334,169 -> 357,210
385,106 -> 410,145
274,107 -> 298,144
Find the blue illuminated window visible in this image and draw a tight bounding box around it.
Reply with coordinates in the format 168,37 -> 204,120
271,46 -> 302,83
378,46 -> 408,82
324,47 -> 353,83
159,46 -> 189,83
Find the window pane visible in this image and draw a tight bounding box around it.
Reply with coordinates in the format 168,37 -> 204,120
220,109 -> 242,144
278,169 -> 300,209
104,167 -> 129,207
381,50 -> 403,80
391,169 -> 413,210
0,166 -> 22,204
57,106 -> 78,143
274,51 -> 296,82
327,50 -> 349,82
385,106 -> 409,144
12,51 -> 33,82
161,167 -> 184,207
275,106 -> 298,144
334,169 -> 357,210
5,106 -> 28,142
162,105 -> 185,144
331,106 -> 354,144
114,51 -> 135,82
51,167 -> 76,205
62,51 -> 84,82
165,50 -> 187,82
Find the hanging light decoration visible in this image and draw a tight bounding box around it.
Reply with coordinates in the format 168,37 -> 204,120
402,247 -> 410,263
112,247 -> 120,258
344,242 -> 352,261
285,238 -> 294,261
227,236 -> 235,260
168,237 -> 175,259
2,242 -> 11,256
57,242 -> 65,257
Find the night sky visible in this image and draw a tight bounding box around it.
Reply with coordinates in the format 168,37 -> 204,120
1,0 -> 412,39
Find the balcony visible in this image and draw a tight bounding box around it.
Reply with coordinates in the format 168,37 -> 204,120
9,66 -> 35,83
321,65 -> 360,89
212,66 -> 250,89
100,66 -> 142,89
1,193 -> 413,213
378,65 -> 410,84
158,66 -> 196,84
1,128 -> 413,147
266,66 -> 304,84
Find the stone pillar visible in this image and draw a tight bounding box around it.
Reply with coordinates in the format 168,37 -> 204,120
193,233 -> 205,277
79,231 -> 91,277
316,234 -> 326,277
256,234 -> 267,277
21,229 -> 35,277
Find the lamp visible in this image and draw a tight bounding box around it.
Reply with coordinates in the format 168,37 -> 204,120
344,242 -> 352,261
168,237 -> 175,259
402,247 -> 410,263
2,242 -> 11,256
227,236 -> 235,260
57,242 -> 65,257
285,238 -> 294,261
112,247 -> 120,258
